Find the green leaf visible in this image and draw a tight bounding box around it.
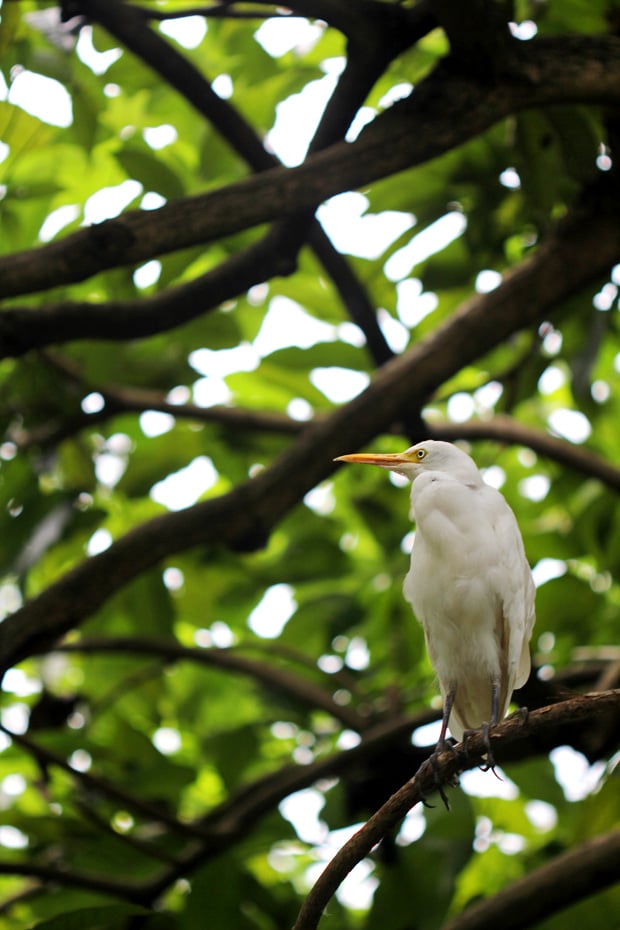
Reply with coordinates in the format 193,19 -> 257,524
116,144 -> 186,200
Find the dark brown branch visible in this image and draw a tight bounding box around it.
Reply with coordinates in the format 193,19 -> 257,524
433,0 -> 513,76
431,417 -> 620,492
440,829 -> 620,930
310,238 -> 394,366
14,354 -> 620,493
0,860 -> 149,906
138,3 -> 287,22
1,182 -> 619,673
192,670 -> 616,849
11,370 -> 304,449
291,690 -> 620,930
2,0 -> 395,364
1,35 -> 619,301
0,226 -> 296,358
83,0 -> 274,172
87,0 -> 401,366
182,0 -> 436,41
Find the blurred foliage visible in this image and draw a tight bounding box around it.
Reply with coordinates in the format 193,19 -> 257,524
0,0 -> 619,928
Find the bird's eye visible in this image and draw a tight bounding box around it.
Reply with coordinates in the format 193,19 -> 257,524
416,449 -> 426,460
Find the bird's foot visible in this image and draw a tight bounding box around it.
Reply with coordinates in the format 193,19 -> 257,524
479,722 -> 498,773
462,723 -> 500,775
419,738 -> 460,811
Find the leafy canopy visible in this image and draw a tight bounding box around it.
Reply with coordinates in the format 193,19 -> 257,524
0,1 -> 619,928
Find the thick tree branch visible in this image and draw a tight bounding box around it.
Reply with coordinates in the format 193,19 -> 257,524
13,376 -> 620,493
431,417 -> 620,492
291,690 -> 620,930
1,184 -> 619,674
13,351 -> 620,490
1,35 -> 619,301
440,829 -> 620,930
433,0 -> 513,76
11,387 -> 303,448
0,227 -> 296,358
138,3 -> 287,22
188,0 -> 437,43
2,0 -> 395,362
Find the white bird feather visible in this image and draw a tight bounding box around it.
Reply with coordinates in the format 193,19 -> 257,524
336,440 -> 536,745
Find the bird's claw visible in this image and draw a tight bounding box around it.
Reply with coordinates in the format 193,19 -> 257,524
462,723 -> 501,775
418,739 -> 460,811
517,705 -> 529,726
479,722 -> 497,772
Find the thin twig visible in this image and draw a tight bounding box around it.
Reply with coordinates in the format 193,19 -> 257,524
0,723 -> 210,841
57,636 -> 368,731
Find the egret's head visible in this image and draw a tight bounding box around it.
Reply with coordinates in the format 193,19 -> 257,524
335,440 -> 480,482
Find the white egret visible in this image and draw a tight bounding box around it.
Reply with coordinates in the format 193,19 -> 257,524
335,440 -> 535,758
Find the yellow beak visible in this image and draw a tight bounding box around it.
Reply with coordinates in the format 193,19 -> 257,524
334,451 -> 411,468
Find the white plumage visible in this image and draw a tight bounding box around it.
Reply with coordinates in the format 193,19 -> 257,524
336,440 -> 535,745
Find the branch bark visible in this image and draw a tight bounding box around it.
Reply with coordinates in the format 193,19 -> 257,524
0,0 -> 402,361
1,35 -> 619,301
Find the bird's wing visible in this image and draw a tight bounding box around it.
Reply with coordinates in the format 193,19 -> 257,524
489,491 -> 536,694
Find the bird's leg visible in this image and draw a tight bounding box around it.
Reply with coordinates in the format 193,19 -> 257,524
479,679 -> 500,772
421,688 -> 459,810
462,679 -> 501,772
436,688 -> 457,755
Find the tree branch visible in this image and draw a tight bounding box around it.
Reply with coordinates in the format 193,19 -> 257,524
1,35 -> 619,301
0,226 -> 296,358
10,353 -> 304,448
1,182 -> 619,673
433,0 -> 513,76
13,354 -> 620,493
440,829 -> 620,930
291,690 -> 620,930
137,3 -> 288,22
0,860 -> 149,906
87,0 -> 395,364
431,417 -> 620,492
2,0 -> 396,362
